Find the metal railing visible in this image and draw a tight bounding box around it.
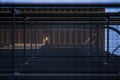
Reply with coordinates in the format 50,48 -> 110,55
0,4 -> 120,80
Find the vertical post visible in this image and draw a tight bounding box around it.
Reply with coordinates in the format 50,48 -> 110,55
35,26 -> 37,50
83,25 -> 86,46
38,27 -> 40,49
18,29 -> 20,43
75,30 -> 78,45
39,29 -> 41,48
106,17 -> 110,63
23,16 -> 27,64
96,21 -> 99,53
6,30 -> 8,45
58,30 -> 61,45
52,30 -> 55,45
37,27 -> 39,49
64,30 -> 66,45
106,17 -> 110,54
89,18 -> 92,54
80,29 -> 83,45
70,30 -> 72,45
0,30 -> 1,46
12,8 -> 15,79
1,30 -> 3,46
30,22 -> 33,51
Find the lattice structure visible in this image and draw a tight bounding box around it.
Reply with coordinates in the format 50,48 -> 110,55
0,4 -> 120,80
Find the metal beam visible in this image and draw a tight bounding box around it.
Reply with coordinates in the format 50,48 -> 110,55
0,21 -> 120,25
0,3 -> 120,7
1,17 -> 120,21
0,12 -> 120,17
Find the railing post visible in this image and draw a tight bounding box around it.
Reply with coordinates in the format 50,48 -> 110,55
106,16 -> 110,55
104,16 -> 110,65
12,7 -> 15,80
89,17 -> 92,54
96,21 -> 99,53
30,22 -> 33,52
23,16 -> 29,64
12,8 -> 20,80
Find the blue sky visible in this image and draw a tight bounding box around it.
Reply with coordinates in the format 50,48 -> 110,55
1,0 -> 120,3
1,0 -> 120,12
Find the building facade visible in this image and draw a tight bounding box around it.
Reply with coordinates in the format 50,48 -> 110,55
0,8 -> 105,50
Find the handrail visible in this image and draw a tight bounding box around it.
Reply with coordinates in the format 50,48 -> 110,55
0,3 -> 120,8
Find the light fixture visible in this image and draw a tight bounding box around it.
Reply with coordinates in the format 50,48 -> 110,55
45,37 -> 48,41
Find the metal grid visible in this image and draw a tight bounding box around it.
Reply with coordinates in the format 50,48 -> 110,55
0,4 -> 120,80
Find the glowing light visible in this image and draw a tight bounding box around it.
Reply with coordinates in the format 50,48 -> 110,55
45,37 -> 48,41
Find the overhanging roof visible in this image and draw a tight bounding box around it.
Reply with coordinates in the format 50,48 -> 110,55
0,4 -> 120,25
